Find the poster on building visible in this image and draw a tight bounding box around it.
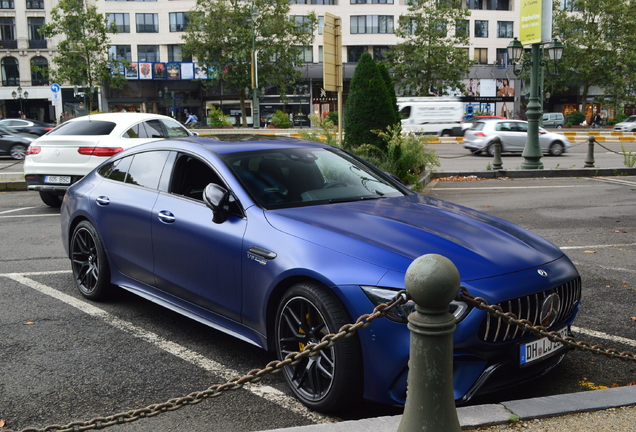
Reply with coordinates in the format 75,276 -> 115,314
195,63 -> 208,79
167,63 -> 181,80
181,63 -> 194,80
154,63 -> 166,79
126,63 -> 139,79
139,63 -> 152,80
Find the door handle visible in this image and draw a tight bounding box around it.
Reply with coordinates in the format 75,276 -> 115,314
157,210 -> 176,224
96,196 -> 110,206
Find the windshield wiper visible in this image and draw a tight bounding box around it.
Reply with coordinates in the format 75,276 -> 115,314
328,194 -> 386,204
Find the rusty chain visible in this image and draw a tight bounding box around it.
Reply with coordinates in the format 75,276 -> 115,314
592,139 -> 635,156
3,292 -> 409,432
458,287 -> 636,362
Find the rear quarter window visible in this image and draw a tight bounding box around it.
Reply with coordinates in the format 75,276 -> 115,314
48,120 -> 116,136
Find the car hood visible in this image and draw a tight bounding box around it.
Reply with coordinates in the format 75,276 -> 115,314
264,194 -> 563,281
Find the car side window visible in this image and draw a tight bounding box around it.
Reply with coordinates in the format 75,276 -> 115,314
169,154 -> 224,201
143,120 -> 165,138
98,156 -> 133,182
161,119 -> 190,137
125,151 -> 170,189
516,122 -> 528,132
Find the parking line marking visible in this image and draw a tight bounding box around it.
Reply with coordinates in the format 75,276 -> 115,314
561,243 -> 636,250
572,326 -> 636,348
0,272 -> 331,424
0,206 -> 37,215
0,214 -> 60,219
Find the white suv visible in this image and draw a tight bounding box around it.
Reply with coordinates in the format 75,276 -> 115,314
24,113 -> 193,207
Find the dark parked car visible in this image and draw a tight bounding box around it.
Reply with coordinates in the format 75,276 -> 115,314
0,124 -> 37,160
60,135 -> 581,412
0,118 -> 54,136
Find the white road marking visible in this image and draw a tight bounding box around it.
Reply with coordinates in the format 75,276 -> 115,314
561,243 -> 636,250
571,326 -> 636,348
0,213 -> 60,219
0,206 -> 37,214
0,271 -> 331,424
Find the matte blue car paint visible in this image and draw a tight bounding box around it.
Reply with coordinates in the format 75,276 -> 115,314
61,137 -> 581,407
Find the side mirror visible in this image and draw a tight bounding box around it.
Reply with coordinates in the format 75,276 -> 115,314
203,183 -> 230,224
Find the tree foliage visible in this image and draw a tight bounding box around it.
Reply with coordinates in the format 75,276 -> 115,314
553,0 -> 636,110
344,53 -> 398,150
39,0 -> 125,111
384,0 -> 472,96
182,0 -> 317,126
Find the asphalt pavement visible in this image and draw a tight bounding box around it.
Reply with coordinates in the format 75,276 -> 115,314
2,130 -> 636,431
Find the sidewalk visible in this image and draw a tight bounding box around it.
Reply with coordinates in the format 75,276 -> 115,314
258,386 -> 636,431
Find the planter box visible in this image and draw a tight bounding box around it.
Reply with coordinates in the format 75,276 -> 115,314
209,125 -> 233,129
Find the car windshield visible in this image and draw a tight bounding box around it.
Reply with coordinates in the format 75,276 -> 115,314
47,120 -> 117,136
224,147 -> 406,209
624,116 -> 636,123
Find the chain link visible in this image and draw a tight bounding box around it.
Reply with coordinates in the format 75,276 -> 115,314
458,287 -> 636,362
593,139 -> 635,156
4,292 -> 409,432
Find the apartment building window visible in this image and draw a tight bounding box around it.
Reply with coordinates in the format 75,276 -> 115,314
107,13 -> 130,33
294,16 -> 313,34
318,45 -> 323,63
26,0 -> 44,9
290,0 -> 335,4
31,56 -> 48,86
0,0 -> 14,9
136,14 -> 158,33
351,0 -> 394,3
487,0 -> 509,10
138,45 -> 159,62
170,12 -> 188,32
496,48 -> 510,66
28,17 -> 46,49
497,21 -> 513,38
350,16 -> 394,34
474,48 -> 487,65
168,45 -> 191,62
297,46 -> 313,63
467,0 -> 482,9
561,0 -> 580,11
455,19 -> 469,37
0,17 -> 16,49
474,20 -> 488,38
373,46 -> 389,61
1,57 -> 19,86
347,46 -> 367,62
109,45 -> 132,61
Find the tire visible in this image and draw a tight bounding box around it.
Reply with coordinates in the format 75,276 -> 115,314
275,282 -> 361,412
556,125 -> 563,129
549,142 -> 565,156
9,143 -> 27,160
39,191 -> 63,208
70,220 -> 112,300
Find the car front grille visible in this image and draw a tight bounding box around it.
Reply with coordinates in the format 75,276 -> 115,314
478,277 -> 581,343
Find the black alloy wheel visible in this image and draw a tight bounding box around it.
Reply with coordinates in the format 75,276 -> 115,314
275,282 -> 361,412
70,221 -> 112,300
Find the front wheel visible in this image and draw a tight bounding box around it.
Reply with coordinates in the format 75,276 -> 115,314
275,282 -> 361,412
70,220 -> 113,300
549,142 -> 565,156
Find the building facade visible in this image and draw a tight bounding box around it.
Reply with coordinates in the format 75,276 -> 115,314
0,0 -> 587,125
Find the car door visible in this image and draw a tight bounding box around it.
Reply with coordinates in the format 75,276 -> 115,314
89,150 -> 171,285
495,121 -> 520,151
506,121 -> 528,151
151,153 -> 247,322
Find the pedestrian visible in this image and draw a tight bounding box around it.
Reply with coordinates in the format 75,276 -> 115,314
593,112 -> 602,128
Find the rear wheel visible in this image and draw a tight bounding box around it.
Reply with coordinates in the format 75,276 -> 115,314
70,220 -> 112,300
549,142 -> 565,156
275,282 -> 361,412
39,191 -> 63,208
487,141 -> 502,156
9,143 -> 27,160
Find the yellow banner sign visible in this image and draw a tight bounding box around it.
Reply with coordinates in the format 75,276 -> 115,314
520,0 -> 542,45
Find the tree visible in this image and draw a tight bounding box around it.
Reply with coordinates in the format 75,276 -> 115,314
377,62 -> 399,120
39,0 -> 126,112
344,53 -> 397,150
553,0 -> 636,112
182,0 -> 317,127
384,0 -> 472,96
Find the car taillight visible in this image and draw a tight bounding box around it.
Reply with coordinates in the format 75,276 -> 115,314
78,147 -> 124,157
474,132 -> 487,137
26,146 -> 41,155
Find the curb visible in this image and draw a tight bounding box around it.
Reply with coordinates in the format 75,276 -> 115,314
430,167 -> 636,180
256,386 -> 636,432
0,180 -> 27,191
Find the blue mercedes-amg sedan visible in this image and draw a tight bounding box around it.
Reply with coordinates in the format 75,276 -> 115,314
60,135 -> 581,412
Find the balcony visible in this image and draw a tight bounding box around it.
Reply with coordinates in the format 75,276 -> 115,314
28,39 -> 47,49
0,39 -> 18,49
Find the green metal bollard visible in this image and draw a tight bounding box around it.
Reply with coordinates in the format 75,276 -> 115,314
397,254 -> 461,432
585,136 -> 596,168
492,136 -> 503,170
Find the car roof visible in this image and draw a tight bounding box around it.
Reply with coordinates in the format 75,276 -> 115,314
64,112 -> 178,123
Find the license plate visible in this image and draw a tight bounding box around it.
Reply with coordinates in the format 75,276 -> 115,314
519,326 -> 568,366
44,175 -> 71,184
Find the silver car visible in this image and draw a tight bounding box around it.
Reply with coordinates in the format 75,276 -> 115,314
613,115 -> 636,133
463,119 -> 571,156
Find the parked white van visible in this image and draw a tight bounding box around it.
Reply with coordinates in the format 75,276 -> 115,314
398,97 -> 465,136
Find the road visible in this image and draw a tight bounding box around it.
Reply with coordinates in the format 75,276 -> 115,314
0,175 -> 635,431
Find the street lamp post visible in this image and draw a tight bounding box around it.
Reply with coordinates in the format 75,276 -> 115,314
12,86 -> 29,118
250,1 -> 259,129
508,37 -> 564,169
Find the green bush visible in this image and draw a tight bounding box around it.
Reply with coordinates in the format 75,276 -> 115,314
611,112 -> 628,125
326,110 -> 338,126
298,115 -> 338,147
567,110 -> 586,126
207,106 -> 232,127
270,110 -> 293,128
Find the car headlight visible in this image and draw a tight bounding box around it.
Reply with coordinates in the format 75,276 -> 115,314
361,286 -> 471,324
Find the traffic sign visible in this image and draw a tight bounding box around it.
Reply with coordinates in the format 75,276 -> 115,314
51,83 -> 61,93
